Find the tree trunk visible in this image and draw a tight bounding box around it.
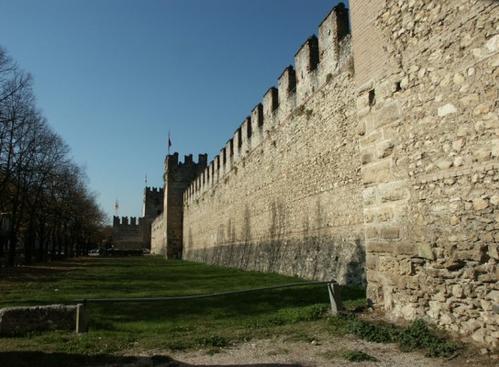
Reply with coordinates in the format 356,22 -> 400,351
0,236 -> 4,258
50,229 -> 56,261
37,225 -> 46,263
24,219 -> 35,265
7,229 -> 17,267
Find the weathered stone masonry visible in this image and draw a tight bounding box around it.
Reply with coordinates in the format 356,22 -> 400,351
351,0 -> 499,349
182,4 -> 365,286
151,1 -> 498,349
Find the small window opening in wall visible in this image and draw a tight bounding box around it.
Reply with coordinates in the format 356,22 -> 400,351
395,81 -> 402,92
368,89 -> 376,106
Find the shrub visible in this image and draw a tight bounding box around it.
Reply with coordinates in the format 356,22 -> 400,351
330,315 -> 459,358
399,320 -> 459,358
342,350 -> 378,362
195,335 -> 228,348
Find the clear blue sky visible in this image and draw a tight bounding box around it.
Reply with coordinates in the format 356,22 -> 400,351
0,0 -> 345,222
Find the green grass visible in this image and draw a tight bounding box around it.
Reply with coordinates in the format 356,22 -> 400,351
0,256 -> 364,356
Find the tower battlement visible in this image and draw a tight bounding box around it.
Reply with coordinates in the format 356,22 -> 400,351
112,216 -> 143,227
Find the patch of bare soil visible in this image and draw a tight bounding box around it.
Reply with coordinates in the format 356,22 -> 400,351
115,332 -> 498,367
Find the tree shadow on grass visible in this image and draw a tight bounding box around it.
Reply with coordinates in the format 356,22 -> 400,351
0,351 -> 302,367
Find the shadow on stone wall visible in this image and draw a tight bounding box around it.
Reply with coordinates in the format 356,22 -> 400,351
186,236 -> 365,286
186,199 -> 365,285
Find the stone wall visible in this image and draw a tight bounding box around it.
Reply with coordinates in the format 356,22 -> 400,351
150,0 -> 498,349
151,213 -> 165,255
112,216 -> 145,250
164,153 -> 207,259
112,187 -> 164,251
352,0 -> 498,349
182,4 -> 365,285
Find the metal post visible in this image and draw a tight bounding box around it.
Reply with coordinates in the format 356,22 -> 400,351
327,280 -> 344,315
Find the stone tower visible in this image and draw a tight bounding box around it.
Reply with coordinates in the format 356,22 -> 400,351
162,152 -> 207,258
142,187 -> 164,218
139,187 -> 164,249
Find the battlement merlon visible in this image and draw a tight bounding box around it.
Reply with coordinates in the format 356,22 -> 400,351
184,154 -> 193,165
251,103 -> 264,129
145,186 -> 164,195
295,35 -> 319,83
219,147 -> 226,176
278,66 -> 297,97
318,2 -> 350,64
224,140 -> 233,172
164,152 -> 208,172
241,116 -> 252,154
263,87 -> 279,120
198,153 -> 208,167
112,216 -> 142,227
277,66 -> 297,116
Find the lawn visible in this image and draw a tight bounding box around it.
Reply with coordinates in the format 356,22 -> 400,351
0,256 -> 365,356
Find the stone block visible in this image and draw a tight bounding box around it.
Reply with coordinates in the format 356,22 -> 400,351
438,103 -> 457,117
366,253 -> 378,270
417,243 -> 435,260
380,225 -> 400,240
377,101 -> 401,124
452,284 -> 464,298
361,149 -> 375,165
487,290 -> 499,303
473,198 -> 489,211
361,159 -> 392,185
368,241 -> 394,254
365,226 -> 379,240
379,185 -> 408,202
362,187 -> 378,206
376,140 -> 395,159
359,130 -> 382,148
485,34 -> 499,53
0,304 -> 87,336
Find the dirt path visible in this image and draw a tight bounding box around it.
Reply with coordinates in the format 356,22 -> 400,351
125,333 -> 497,367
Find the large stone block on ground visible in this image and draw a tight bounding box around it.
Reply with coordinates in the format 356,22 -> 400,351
0,304 -> 87,336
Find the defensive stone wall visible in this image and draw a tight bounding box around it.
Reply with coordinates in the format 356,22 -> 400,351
151,213 -> 165,255
182,4 -> 365,285
112,216 -> 145,250
112,186 -> 164,251
352,0 -> 498,349
148,0 -> 498,349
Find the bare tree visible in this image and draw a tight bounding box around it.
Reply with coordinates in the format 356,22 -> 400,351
0,46 -> 105,267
